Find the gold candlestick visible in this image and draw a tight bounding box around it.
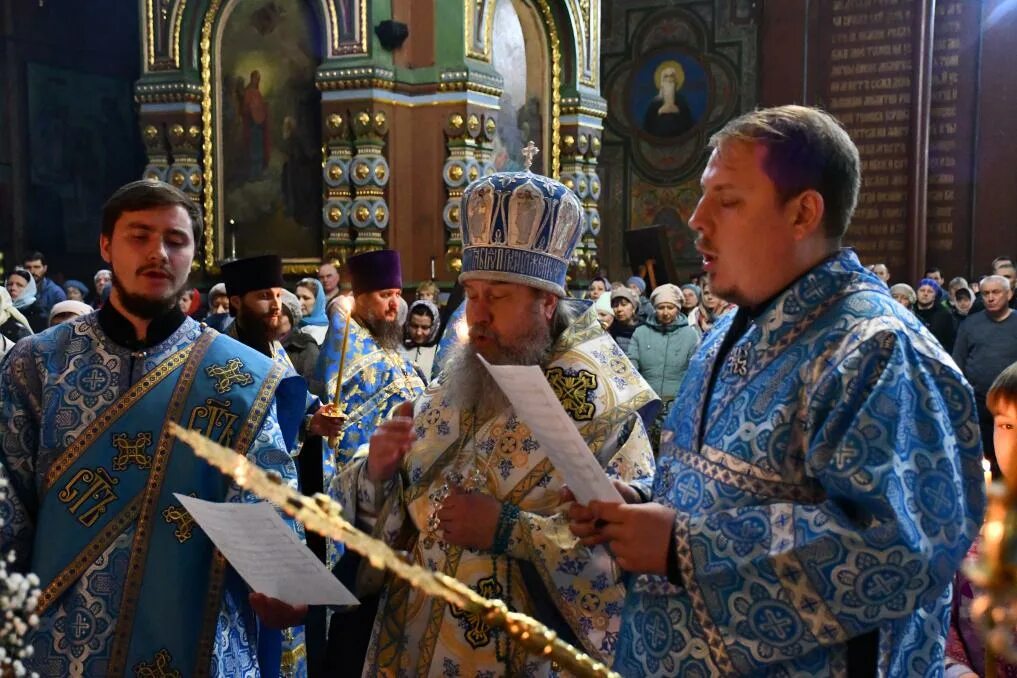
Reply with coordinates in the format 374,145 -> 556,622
326,304 -> 353,447
170,423 -> 619,678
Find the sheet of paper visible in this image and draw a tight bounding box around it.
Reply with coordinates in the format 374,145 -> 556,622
174,494 -> 359,607
477,356 -> 623,505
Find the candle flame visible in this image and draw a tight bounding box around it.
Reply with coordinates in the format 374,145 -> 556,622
454,316 -> 470,344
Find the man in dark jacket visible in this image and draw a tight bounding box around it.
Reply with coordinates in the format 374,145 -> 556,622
914,278 -> 956,352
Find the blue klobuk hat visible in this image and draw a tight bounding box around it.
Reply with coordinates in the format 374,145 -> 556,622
458,141 -> 584,297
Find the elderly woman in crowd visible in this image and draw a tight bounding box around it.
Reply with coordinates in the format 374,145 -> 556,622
5,268 -> 46,332
278,289 -> 321,391
63,280 -> 90,302
890,282 -> 917,311
92,269 -> 111,308
626,283 -> 700,449
0,287 -> 32,345
49,300 -> 94,326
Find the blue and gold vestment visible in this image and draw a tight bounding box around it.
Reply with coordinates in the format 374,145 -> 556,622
334,303 -> 659,676
614,250 -> 986,676
0,314 -> 304,677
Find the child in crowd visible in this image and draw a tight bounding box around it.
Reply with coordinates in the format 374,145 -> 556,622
947,360 -> 1017,677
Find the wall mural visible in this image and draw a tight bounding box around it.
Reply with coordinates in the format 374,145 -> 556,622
216,0 -> 323,259
491,0 -> 549,175
598,0 -> 757,278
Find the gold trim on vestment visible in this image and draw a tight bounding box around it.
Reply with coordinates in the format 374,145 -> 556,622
42,345 -> 194,490
37,494 -> 144,615
107,331 -> 214,675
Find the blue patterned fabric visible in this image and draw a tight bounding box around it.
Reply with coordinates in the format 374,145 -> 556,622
614,249 -> 986,676
0,315 -> 302,677
314,310 -> 423,567
431,300 -> 466,381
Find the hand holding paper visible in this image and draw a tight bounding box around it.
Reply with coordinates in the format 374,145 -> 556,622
174,494 -> 358,607
477,356 -> 623,506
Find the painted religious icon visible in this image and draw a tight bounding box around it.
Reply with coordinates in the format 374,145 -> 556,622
216,0 -> 323,259
491,0 -> 549,174
628,52 -> 710,141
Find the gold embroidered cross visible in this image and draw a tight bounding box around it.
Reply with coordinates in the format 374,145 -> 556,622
112,432 -> 153,471
545,367 -> 598,421
205,358 -> 254,394
133,648 -> 181,678
162,501 -> 196,544
449,574 -> 503,649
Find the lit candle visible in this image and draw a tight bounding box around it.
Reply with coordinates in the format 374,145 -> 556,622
430,256 -> 436,280
984,458 -> 993,490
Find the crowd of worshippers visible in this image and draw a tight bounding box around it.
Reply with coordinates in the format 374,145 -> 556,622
2,104 -> 1017,677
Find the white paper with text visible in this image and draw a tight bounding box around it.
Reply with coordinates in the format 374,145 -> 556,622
174,494 -> 358,606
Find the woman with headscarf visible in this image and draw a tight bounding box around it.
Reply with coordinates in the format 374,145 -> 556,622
295,277 -> 329,345
0,287 -> 33,345
278,289 -> 321,391
63,279 -> 90,302
399,299 -> 441,383
688,278 -> 734,335
5,269 -> 46,332
890,283 -> 917,311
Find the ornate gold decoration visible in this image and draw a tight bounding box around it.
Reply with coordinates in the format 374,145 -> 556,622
186,398 -> 239,447
374,205 -> 387,222
169,170 -> 185,188
112,432 -> 154,471
355,205 -> 370,222
58,467 -> 120,527
170,124 -> 184,141
328,205 -> 343,222
467,165 -> 479,181
199,0 -> 226,270
143,125 -> 159,141
353,162 -> 370,181
563,134 -> 576,151
328,164 -> 343,181
591,136 -> 602,156
327,113 -> 344,129
373,164 -> 387,182
466,114 -> 481,136
449,165 -> 464,182
449,113 -> 465,130
134,648 -> 182,678
373,111 -> 387,128
356,110 -> 371,128
534,0 -> 562,178
187,125 -> 201,141
464,0 -> 497,62
161,502 -> 196,544
449,204 -> 460,225
205,359 -> 254,394
189,171 -> 201,187
545,367 -> 597,421
170,424 -> 619,678
484,116 -> 497,138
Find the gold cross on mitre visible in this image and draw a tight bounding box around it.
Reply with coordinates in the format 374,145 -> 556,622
521,140 -> 540,171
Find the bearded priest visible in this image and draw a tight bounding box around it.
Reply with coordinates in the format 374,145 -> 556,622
331,147 -> 659,676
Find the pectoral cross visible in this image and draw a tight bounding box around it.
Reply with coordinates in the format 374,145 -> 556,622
521,140 -> 539,171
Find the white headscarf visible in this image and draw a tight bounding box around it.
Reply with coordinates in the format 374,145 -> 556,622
0,287 -> 33,334
9,271 -> 37,310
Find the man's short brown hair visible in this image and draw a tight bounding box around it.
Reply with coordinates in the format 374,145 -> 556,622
710,105 -> 861,239
101,179 -> 203,241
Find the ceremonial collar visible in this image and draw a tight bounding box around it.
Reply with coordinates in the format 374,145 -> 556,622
98,300 -> 186,351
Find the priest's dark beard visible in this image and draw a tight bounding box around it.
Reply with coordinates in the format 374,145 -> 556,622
443,313 -> 552,417
111,273 -> 180,319
360,312 -> 402,350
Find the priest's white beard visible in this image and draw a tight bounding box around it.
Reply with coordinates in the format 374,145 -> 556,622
443,309 -> 553,417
